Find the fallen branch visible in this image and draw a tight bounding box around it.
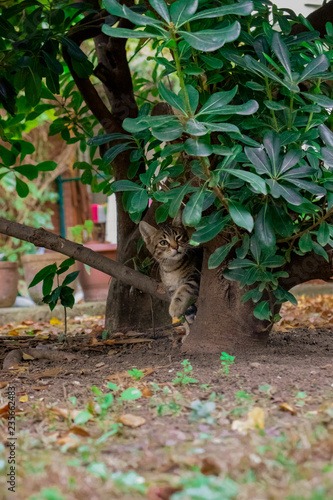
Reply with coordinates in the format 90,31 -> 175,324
0,217 -> 169,303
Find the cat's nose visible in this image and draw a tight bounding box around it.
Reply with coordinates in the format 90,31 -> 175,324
170,241 -> 178,250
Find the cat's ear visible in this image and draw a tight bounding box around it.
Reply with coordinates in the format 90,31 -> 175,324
173,210 -> 183,227
139,221 -> 158,244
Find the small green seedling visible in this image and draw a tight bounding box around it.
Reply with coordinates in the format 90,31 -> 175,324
128,368 -> 144,381
172,359 -> 198,385
220,352 -> 235,374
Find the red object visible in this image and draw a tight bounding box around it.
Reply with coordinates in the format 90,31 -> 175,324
78,242 -> 117,302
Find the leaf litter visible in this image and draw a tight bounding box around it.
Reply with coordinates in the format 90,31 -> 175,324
0,295 -> 333,499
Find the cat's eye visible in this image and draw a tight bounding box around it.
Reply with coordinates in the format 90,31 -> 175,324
160,240 -> 168,246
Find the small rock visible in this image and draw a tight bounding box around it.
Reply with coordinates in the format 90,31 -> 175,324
250,362 -> 260,368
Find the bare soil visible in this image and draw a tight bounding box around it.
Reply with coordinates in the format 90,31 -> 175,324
0,321 -> 333,500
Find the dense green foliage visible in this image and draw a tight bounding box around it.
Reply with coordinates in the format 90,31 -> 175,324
102,0 -> 333,321
1,0 -> 333,322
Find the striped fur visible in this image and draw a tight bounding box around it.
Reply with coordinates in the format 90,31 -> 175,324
139,221 -> 201,322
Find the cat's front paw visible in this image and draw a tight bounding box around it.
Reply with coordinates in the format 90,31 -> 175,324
169,298 -> 185,319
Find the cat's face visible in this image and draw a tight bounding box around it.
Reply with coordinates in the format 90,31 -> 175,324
139,221 -> 189,262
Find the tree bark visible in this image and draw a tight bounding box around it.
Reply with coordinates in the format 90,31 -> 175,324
63,2 -> 170,332
0,218 -> 169,303
182,239 -> 333,355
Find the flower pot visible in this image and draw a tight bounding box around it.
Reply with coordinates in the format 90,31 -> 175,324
22,252 -> 78,305
78,242 -> 117,302
0,261 -> 19,308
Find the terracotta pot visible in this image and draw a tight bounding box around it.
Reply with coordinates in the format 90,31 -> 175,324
0,261 -> 19,308
22,252 -> 78,305
78,242 -> 117,302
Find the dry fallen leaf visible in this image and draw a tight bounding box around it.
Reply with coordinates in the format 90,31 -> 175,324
0,382 -> 8,389
279,403 -> 297,415
57,434 -> 81,449
69,425 -> 91,437
32,367 -> 62,379
147,486 -> 182,500
141,386 -> 153,398
22,352 -> 35,360
19,395 -> 28,403
232,407 -> 265,433
50,317 -> 63,326
118,414 -> 146,428
52,407 -> 82,420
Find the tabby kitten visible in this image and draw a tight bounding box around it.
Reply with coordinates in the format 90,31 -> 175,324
139,220 -> 202,323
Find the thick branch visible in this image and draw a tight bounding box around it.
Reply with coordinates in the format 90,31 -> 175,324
291,0 -> 333,35
0,218 -> 169,303
281,247 -> 333,290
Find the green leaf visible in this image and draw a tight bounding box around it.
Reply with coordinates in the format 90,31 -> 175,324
298,54 -> 329,82
131,190 -> 149,212
74,411 -> 92,425
13,165 -> 38,180
169,182 -> 193,217
111,180 -> 143,192
286,178 -> 326,196
183,188 -> 205,226
255,205 -> 276,248
244,147 -> 272,176
170,0 -> 198,27
180,22 -> 241,52
319,124 -> 333,147
196,87 -> 237,116
229,201 -> 254,232
103,142 -> 133,163
203,123 -> 240,133
42,274 -> 54,297
321,147 -> 333,168
123,115 -> 177,133
244,55 -> 285,85
190,214 -> 229,244
119,388 -> 142,400
102,25 -> 160,39
0,145 -> 15,166
208,236 -> 238,269
272,32 -> 292,77
302,92 -> 333,108
149,0 -> 170,23
29,264 -> 57,288
62,271 -> 80,286
225,169 -> 267,195
211,100 -> 259,115
25,73 -> 42,107
159,82 -> 187,114
253,301 -> 271,320
184,138 -> 212,157
278,150 -> 302,175
122,4 -> 164,27
266,180 -> 303,205
15,177 -> 29,198
298,232 -> 313,253
155,202 -> 170,223
200,54 -> 224,69
36,161 -> 57,172
87,133 -> 132,146
270,205 -> 294,238
264,100 -> 287,111
185,119 -> 207,136
42,51 -> 63,75
312,241 -> 329,262
188,1 -> 253,22
151,123 -> 183,141
317,221 -> 330,246
103,0 -> 124,16
264,131 -> 280,176
186,85 -> 199,114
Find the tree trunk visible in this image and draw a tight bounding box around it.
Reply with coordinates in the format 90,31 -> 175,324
182,240 -> 333,355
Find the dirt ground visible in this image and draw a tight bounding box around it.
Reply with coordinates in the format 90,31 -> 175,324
0,308 -> 333,500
